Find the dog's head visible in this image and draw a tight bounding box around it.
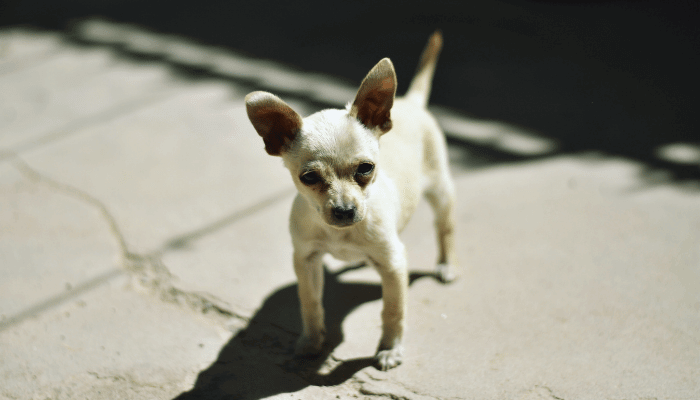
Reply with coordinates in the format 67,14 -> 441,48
246,59 -> 397,228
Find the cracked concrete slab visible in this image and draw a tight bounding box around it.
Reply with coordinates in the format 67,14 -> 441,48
0,275 -> 230,400
0,163 -> 119,322
2,24 -> 699,400
15,80 -> 307,255
0,38 -> 172,153
161,189 -> 298,318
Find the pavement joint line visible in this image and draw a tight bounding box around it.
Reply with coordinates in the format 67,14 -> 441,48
0,267 -> 125,333
153,186 -> 296,256
0,90 -> 177,163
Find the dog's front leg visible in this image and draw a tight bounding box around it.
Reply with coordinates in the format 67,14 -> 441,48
293,250 -> 326,356
372,243 -> 409,370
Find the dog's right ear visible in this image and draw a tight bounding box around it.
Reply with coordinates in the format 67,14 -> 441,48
245,91 -> 302,156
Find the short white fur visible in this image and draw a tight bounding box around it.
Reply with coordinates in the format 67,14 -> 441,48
245,31 -> 457,371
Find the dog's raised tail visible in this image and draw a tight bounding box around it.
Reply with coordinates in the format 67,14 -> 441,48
405,30 -> 443,108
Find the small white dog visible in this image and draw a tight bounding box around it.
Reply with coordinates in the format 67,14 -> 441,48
245,31 -> 456,371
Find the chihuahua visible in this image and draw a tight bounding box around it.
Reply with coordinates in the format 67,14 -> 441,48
245,31 -> 456,370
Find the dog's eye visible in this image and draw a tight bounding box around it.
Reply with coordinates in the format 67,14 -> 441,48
300,171 -> 321,185
356,163 -> 374,175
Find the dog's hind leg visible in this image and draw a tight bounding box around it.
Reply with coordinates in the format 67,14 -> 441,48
425,174 -> 458,283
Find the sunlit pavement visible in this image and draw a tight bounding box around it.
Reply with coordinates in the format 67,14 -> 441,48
1,23 -> 699,400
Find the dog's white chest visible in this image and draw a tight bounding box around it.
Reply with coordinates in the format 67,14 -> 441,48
320,232 -> 367,262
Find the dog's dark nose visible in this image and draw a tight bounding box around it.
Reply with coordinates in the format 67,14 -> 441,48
332,205 -> 356,223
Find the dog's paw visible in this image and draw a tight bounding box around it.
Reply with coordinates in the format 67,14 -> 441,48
374,346 -> 404,371
436,263 -> 457,284
294,334 -> 324,357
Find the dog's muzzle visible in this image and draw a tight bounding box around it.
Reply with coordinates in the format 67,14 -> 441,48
330,205 -> 358,226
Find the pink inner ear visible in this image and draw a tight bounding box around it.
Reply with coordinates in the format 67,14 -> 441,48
246,91 -> 305,156
378,76 -> 394,90
352,60 -> 396,133
259,109 -> 300,156
357,92 -> 391,131
248,99 -> 302,156
356,87 -> 394,132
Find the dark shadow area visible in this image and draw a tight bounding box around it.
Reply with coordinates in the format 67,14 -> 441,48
174,264 -> 438,399
1,0 -> 698,187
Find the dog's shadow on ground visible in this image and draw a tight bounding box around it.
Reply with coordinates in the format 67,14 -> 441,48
174,263 -> 437,399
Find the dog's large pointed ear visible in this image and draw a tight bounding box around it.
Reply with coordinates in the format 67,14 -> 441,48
349,58 -> 397,134
245,91 -> 302,156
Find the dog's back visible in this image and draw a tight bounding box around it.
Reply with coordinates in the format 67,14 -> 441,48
378,31 -> 450,231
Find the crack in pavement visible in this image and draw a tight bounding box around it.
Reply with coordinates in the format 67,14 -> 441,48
536,386 -> 566,400
122,252 -> 249,324
518,386 -> 567,400
11,155 -> 130,255
355,373 -> 457,400
4,154 -> 272,330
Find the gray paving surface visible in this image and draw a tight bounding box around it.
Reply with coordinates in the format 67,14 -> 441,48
1,25 -> 699,400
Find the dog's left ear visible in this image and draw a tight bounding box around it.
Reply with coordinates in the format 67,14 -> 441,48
350,58 -> 397,134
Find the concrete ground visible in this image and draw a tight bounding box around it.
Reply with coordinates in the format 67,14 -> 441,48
1,23 -> 699,400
